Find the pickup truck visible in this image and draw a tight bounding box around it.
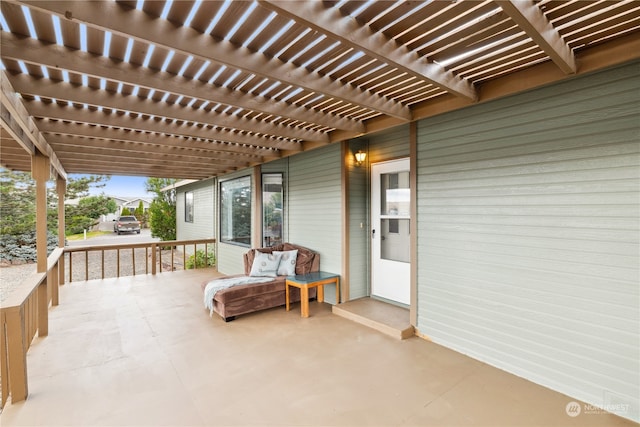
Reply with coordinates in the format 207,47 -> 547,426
113,216 -> 141,235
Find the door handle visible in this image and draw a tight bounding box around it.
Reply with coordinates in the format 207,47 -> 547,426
372,229 -> 375,239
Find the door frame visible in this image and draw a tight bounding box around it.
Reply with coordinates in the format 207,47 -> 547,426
370,157 -> 411,305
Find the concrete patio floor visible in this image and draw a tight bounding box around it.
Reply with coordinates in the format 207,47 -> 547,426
1,268 -> 635,427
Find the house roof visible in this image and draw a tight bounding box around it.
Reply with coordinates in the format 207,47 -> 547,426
1,0 -> 639,181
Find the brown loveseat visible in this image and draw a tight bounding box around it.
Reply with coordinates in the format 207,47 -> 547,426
202,243 -> 320,321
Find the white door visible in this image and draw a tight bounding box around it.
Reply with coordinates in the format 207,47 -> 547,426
371,158 -> 411,305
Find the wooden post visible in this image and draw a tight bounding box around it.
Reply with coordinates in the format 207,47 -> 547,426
1,310 -> 9,407
5,307 -> 28,402
37,281 -> 48,337
50,263 -> 59,306
151,243 -> 157,275
32,151 -> 50,274
56,177 -> 66,248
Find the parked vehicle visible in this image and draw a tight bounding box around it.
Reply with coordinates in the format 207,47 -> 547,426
113,216 -> 141,235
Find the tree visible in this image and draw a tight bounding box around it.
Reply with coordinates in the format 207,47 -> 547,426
65,195 -> 117,235
0,170 -> 111,262
146,178 -> 177,241
120,207 -> 131,216
134,201 -> 147,227
0,170 -> 36,235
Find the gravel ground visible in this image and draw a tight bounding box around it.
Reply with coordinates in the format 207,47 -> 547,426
0,248 -> 185,304
0,263 -> 37,302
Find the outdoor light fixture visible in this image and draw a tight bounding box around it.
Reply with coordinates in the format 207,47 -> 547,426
355,150 -> 367,166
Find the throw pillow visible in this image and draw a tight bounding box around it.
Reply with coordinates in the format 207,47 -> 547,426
274,249 -> 298,276
249,251 -> 282,277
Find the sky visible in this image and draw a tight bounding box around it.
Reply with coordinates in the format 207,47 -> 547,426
74,175 -> 153,199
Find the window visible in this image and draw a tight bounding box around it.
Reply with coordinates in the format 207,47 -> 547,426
220,176 -> 251,246
262,173 -> 283,247
185,191 -> 193,223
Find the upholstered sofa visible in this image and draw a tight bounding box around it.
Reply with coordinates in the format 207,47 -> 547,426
202,243 -> 320,321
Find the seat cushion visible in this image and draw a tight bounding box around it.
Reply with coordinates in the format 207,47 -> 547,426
214,276 -> 285,304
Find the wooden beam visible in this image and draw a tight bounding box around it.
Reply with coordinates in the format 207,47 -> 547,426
48,138 -> 250,169
0,72 -> 67,178
56,159 -> 226,179
7,73 -> 326,145
39,121 -> 274,160
360,32 -> 640,142
0,103 -> 35,155
260,0 -> 477,101
45,135 -> 262,166
18,0 -> 411,121
0,33 -> 364,133
496,0 -> 577,74
29,105 -> 283,158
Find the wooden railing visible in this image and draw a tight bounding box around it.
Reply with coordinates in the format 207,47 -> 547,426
0,238 -> 216,407
0,247 -> 63,407
63,238 -> 217,283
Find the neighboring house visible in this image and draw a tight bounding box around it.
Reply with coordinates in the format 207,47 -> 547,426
66,195 -> 152,222
175,62 -> 639,421
120,197 -> 152,216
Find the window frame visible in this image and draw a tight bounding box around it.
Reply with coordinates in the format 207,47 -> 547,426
262,173 -> 284,247
184,191 -> 194,223
219,175 -> 252,247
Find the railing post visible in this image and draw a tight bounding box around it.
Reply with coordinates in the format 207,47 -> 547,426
151,243 -> 157,275
50,263 -> 59,306
58,253 -> 65,286
5,306 -> 28,403
1,310 -> 9,407
37,281 -> 48,337
68,252 -> 73,283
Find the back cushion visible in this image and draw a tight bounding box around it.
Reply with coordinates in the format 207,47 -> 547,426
244,244 -> 284,275
282,243 -> 316,274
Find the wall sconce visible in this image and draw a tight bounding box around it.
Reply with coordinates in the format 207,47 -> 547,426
354,150 -> 367,166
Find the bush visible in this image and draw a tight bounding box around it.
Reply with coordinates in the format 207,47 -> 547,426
186,249 -> 216,269
0,231 -> 59,264
66,216 -> 96,235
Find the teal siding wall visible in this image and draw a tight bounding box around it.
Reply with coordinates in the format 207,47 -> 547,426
288,144 -> 342,304
176,178 -> 215,246
368,125 -> 410,163
347,139 -> 369,300
415,61 -> 639,420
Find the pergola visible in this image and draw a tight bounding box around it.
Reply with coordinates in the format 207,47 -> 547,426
2,0 -> 639,178
1,0 -> 639,268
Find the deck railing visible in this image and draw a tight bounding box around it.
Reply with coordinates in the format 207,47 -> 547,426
0,247 -> 63,407
63,238 -> 217,283
0,238 -> 216,407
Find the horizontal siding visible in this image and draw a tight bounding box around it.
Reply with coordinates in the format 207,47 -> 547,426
216,242 -> 248,275
176,178 -> 215,248
288,144 -> 342,303
368,125 -> 409,163
348,140 -> 369,300
416,61 -> 639,420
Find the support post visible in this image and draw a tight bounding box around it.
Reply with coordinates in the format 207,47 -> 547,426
56,177 -> 66,247
31,151 -> 50,274
57,177 -> 66,286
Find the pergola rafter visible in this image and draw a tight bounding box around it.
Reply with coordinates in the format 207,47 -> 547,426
0,0 -> 637,180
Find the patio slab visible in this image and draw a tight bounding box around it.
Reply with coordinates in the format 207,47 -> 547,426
0,269 -> 635,426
